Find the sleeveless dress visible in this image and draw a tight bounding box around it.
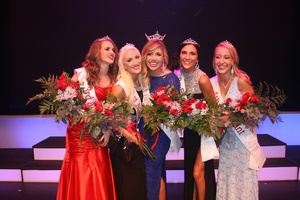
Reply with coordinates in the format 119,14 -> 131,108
56,68 -> 117,200
210,76 -> 266,200
109,80 -> 147,200
138,72 -> 180,200
175,68 -> 217,200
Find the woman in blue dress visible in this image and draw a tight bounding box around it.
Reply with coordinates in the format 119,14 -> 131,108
139,32 -> 181,200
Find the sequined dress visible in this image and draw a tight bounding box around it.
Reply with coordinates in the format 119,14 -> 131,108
177,68 -> 216,200
56,68 -> 117,200
138,72 -> 180,200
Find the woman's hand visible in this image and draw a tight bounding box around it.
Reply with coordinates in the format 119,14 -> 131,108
122,129 -> 139,145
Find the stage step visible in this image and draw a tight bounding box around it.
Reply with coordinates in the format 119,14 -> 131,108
32,134 -> 287,160
1,135 -> 299,183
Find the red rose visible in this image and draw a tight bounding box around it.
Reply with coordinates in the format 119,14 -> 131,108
226,98 -> 232,105
155,97 -> 164,105
94,101 -> 103,112
72,81 -> 80,89
195,101 -> 207,109
104,109 -> 113,115
56,74 -> 68,90
240,92 -> 251,105
250,95 -> 259,103
170,109 -> 179,116
165,105 -> 171,110
182,105 -> 193,114
84,103 -> 91,110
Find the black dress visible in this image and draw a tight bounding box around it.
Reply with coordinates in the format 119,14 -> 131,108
109,89 -> 146,200
184,93 -> 216,200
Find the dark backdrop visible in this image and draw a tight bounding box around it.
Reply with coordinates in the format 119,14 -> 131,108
1,0 -> 299,114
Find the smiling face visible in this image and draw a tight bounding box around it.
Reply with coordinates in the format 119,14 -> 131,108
179,44 -> 199,73
122,49 -> 141,77
100,40 -> 116,65
213,46 -> 233,75
145,47 -> 164,74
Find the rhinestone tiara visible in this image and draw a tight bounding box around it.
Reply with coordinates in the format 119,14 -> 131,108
181,38 -> 200,46
219,40 -> 233,46
145,31 -> 166,41
119,43 -> 135,53
96,35 -> 111,42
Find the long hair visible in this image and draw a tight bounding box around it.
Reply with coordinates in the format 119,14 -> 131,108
141,40 -> 169,89
118,44 -> 142,106
212,41 -> 252,85
82,37 -> 119,86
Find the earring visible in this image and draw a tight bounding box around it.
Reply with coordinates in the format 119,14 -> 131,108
162,61 -> 165,72
215,70 -> 218,75
195,62 -> 199,70
230,67 -> 234,75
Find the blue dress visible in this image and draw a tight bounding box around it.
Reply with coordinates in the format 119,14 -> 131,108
139,72 -> 180,200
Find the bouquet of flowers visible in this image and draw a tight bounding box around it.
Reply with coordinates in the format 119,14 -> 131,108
220,81 -> 286,130
141,86 -> 187,134
26,72 -> 87,124
79,92 -> 133,140
180,97 -> 220,139
141,86 -> 220,139
27,72 -> 155,159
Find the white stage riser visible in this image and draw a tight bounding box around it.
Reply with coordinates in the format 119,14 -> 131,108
33,145 -> 286,161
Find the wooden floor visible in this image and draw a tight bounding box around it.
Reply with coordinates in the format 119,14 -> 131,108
0,181 -> 300,200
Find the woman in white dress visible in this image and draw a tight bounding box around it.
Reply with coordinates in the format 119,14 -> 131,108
210,40 -> 266,200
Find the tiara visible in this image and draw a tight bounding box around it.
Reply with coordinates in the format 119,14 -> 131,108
119,43 -> 135,53
96,35 -> 111,42
219,40 -> 233,46
145,31 -> 166,41
182,38 -> 200,46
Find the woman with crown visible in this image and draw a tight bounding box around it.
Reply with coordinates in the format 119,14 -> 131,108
109,43 -> 147,200
170,38 -> 218,200
56,36 -> 118,200
210,40 -> 265,200
139,31 -> 181,200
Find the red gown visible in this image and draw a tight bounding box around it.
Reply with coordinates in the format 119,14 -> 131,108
56,85 -> 117,200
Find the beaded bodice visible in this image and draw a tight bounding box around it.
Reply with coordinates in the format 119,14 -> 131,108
181,68 -> 206,94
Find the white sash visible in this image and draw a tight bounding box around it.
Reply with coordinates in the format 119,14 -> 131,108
75,67 -> 98,104
229,125 -> 266,170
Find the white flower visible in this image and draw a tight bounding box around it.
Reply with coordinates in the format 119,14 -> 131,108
55,86 -> 77,101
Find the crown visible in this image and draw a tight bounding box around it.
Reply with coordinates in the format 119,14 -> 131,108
145,31 -> 166,41
219,40 -> 233,46
119,43 -> 135,53
181,38 -> 200,46
96,35 -> 111,42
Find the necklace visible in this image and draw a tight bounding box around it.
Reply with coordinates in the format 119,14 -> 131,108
221,77 -> 233,90
222,82 -> 229,89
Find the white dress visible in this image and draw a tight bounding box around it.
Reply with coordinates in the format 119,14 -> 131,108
210,76 -> 266,200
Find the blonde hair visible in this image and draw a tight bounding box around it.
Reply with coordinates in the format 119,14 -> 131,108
213,40 -> 252,85
141,40 -> 169,89
118,44 -> 142,106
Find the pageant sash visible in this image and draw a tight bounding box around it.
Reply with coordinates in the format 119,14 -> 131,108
201,135 -> 219,162
228,125 -> 266,170
75,67 -> 98,104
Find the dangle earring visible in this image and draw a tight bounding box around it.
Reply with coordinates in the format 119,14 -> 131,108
215,69 -> 218,75
195,62 -> 199,70
230,66 -> 234,75
161,61 -> 165,72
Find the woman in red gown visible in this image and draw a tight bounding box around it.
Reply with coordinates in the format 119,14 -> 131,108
56,36 -> 119,200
